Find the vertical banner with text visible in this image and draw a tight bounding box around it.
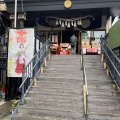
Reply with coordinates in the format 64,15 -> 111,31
7,28 -> 35,77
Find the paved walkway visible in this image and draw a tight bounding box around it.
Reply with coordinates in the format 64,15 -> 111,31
0,98 -> 12,120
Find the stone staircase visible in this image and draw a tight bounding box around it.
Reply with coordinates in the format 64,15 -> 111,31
12,55 -> 85,120
11,54 -> 120,120
84,55 -> 120,120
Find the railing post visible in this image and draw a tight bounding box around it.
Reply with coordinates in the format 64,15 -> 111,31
21,68 -> 25,105
101,54 -> 104,62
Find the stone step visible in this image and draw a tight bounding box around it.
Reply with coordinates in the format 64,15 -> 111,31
87,84 -> 112,90
83,55 -> 101,58
88,109 -> 120,116
85,66 -> 103,69
85,68 -> 106,72
88,100 -> 120,107
25,96 -> 83,103
48,59 -> 80,62
84,61 -> 101,64
23,100 -> 83,112
84,61 -> 102,64
89,94 -> 120,99
16,106 -> 85,119
86,74 -> 111,80
36,78 -> 112,86
28,90 -> 82,97
87,79 -> 112,84
34,80 -> 82,88
32,79 -> 82,85
12,113 -> 86,120
87,77 -> 112,81
87,112 -> 120,120
49,55 -> 80,58
13,113 -> 85,120
44,67 -> 81,70
44,65 -> 81,69
50,55 -> 80,58
37,76 -> 82,81
85,67 -> 105,70
44,69 -> 81,74
48,58 -> 80,60
37,78 -> 83,83
39,73 -> 83,76
37,75 -> 82,80
30,87 -> 82,95
86,72 -> 106,76
12,111 -> 120,120
32,83 -> 112,92
88,104 -> 120,112
27,91 -> 82,98
88,90 -> 119,97
26,94 -> 83,101
88,96 -> 120,104
84,60 -> 101,63
85,66 -> 103,68
47,61 -> 80,64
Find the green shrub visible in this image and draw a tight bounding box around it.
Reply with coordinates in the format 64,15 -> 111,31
108,19 -> 120,49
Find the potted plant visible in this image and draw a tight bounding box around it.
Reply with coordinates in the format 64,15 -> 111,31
0,84 -> 6,99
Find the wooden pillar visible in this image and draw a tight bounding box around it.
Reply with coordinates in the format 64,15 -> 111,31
78,30 -> 81,54
46,31 -> 48,41
57,31 -> 58,44
50,31 -> 52,41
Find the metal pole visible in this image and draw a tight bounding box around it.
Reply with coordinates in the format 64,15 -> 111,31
14,0 -> 17,28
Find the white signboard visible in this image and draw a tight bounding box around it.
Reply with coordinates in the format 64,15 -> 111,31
7,28 -> 35,77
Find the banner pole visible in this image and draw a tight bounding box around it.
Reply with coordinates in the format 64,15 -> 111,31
14,0 -> 17,28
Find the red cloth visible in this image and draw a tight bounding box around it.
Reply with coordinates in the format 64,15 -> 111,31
15,58 -> 26,74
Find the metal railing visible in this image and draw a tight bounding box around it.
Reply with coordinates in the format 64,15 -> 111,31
19,39 -> 50,104
81,48 -> 88,115
101,37 -> 120,91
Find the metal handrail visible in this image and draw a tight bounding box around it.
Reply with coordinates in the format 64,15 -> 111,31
19,39 -> 50,104
81,48 -> 88,115
19,43 -> 46,90
101,37 -> 120,91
